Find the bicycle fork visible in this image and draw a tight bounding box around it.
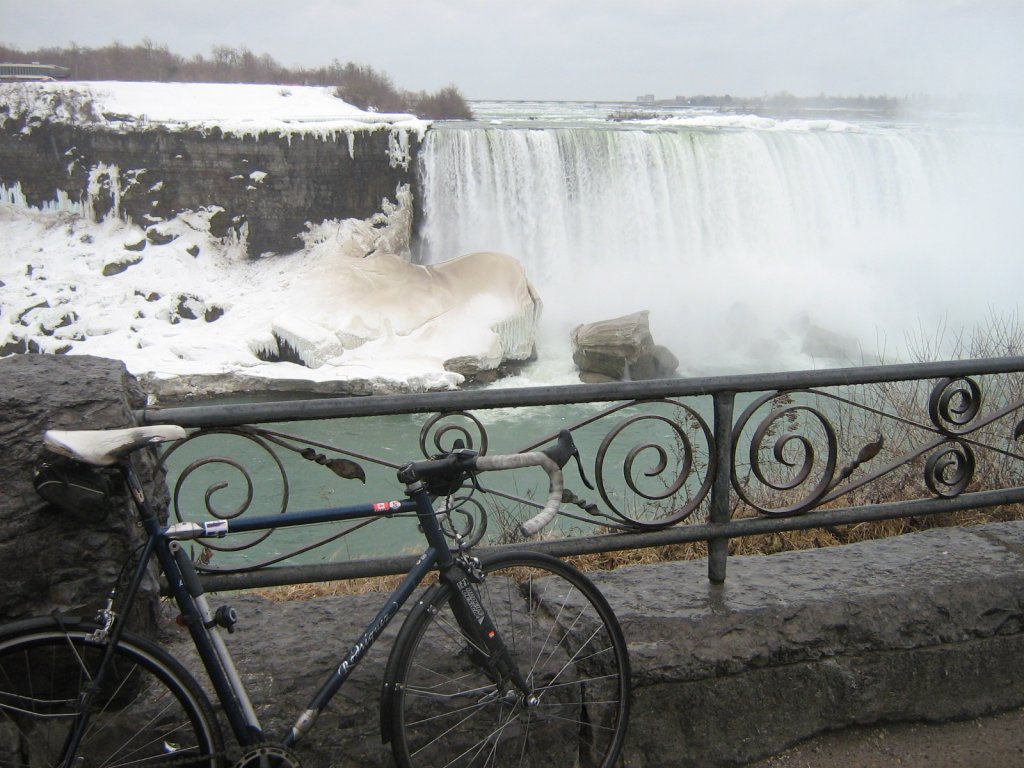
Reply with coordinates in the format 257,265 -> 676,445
443,560 -> 537,707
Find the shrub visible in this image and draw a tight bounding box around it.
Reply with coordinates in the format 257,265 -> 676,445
332,62 -> 406,113
408,85 -> 473,120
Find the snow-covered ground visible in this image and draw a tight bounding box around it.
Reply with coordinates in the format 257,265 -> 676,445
0,82 -> 539,398
0,80 -> 426,135
0,198 -> 548,397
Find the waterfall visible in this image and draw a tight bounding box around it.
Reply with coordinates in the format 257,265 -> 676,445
417,115 -> 1024,374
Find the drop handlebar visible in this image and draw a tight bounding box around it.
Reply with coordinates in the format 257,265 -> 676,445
397,430 -> 580,536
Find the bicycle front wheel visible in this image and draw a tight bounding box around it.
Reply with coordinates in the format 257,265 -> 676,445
0,618 -> 224,768
385,551 -> 630,768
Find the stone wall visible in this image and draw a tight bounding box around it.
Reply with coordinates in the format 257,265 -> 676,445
0,118 -> 421,257
600,524 -> 1024,766
159,522 -> 1024,768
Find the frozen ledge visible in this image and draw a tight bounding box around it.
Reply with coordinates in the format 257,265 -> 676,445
139,370 -> 463,402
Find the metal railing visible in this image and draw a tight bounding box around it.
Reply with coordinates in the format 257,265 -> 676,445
138,357 -> 1024,590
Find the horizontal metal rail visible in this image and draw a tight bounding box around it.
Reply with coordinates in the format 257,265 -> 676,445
140,356 -> 1024,590
194,487 -> 1024,592
139,357 -> 1024,427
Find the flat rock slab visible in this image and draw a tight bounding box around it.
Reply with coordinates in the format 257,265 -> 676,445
163,522 -> 1024,767
586,522 -> 1024,767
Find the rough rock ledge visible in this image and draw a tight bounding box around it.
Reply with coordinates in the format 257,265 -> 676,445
159,523 -> 1024,768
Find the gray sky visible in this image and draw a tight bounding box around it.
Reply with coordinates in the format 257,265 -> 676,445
3,0 -> 1022,101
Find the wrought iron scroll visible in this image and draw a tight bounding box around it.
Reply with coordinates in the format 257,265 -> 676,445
732,392 -> 840,516
419,411 -> 489,456
592,400 -> 715,529
731,376 -> 1024,517
159,426 -> 394,573
161,428 -> 289,556
420,403 -> 717,535
924,377 -> 982,497
158,418 -> 501,572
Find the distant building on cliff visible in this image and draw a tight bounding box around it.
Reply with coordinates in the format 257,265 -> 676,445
0,63 -> 71,82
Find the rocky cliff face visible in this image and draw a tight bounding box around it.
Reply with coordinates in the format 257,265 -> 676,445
0,117 -> 421,257
0,84 -> 543,393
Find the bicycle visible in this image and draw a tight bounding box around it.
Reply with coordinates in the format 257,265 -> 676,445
0,424 -> 631,768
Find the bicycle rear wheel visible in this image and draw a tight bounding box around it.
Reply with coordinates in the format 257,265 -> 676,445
385,551 -> 630,768
0,618 -> 224,768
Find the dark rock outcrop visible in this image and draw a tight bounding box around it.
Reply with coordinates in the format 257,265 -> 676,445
0,355 -> 167,628
571,310 -> 678,382
0,119 -> 421,257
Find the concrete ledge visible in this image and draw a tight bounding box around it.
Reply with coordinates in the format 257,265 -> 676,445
592,521 -> 1024,767
161,522 -> 1024,767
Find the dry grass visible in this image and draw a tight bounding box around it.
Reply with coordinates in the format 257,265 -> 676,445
562,504 -> 1024,576
252,504 -> 1024,602
252,572 -> 438,602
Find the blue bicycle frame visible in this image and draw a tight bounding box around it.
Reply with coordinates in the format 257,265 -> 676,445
115,456 -> 467,751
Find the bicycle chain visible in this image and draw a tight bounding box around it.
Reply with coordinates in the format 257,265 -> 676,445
130,746 -> 231,768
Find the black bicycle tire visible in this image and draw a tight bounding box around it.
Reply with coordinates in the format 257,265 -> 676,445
0,617 -> 225,768
384,550 -> 631,768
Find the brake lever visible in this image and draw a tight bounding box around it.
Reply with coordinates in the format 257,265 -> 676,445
572,447 -> 595,490
542,430 -> 595,490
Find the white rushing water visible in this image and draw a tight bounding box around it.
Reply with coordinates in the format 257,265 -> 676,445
417,102 -> 1024,376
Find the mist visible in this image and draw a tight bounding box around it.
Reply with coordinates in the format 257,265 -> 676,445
417,106 -> 1024,375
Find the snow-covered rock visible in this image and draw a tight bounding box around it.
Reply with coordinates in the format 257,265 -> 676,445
0,83 -> 544,395
0,203 -> 542,396
268,316 -> 346,369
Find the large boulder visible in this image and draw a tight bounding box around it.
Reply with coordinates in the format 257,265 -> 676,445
323,250 -> 542,384
571,310 -> 678,382
0,355 -> 168,628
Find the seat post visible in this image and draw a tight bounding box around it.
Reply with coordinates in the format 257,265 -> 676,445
116,457 -> 164,535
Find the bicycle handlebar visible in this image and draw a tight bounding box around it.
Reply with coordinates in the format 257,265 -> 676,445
475,451 -> 564,536
398,430 -> 579,537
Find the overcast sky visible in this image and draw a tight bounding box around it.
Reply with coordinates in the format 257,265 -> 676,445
3,0 -> 1022,102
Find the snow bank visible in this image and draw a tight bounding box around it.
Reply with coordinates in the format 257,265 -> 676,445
0,82 -> 541,395
0,80 -> 430,140
0,201 -> 541,397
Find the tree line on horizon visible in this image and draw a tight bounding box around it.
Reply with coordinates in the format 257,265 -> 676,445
0,40 -> 473,120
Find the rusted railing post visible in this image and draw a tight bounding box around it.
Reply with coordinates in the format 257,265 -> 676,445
708,391 -> 735,583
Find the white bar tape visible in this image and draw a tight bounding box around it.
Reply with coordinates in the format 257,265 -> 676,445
475,452 -> 564,537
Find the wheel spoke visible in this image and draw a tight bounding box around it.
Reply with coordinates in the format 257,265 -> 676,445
0,623 -> 222,768
388,552 -> 630,768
